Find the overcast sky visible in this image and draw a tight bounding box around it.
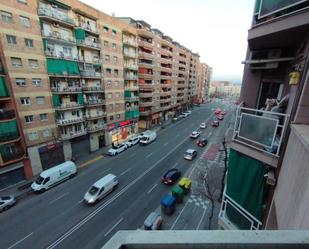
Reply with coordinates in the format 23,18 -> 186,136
81,0 -> 255,83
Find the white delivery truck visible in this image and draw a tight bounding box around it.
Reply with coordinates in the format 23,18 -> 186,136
31,161 -> 77,193
139,130 -> 157,145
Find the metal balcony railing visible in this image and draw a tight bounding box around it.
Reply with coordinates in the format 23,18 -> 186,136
124,74 -> 138,80
54,102 -> 83,110
76,39 -> 101,49
84,99 -> 104,105
51,87 -> 82,93
60,130 -> 87,140
82,86 -> 104,92
123,39 -> 137,47
232,106 -> 289,157
56,117 -> 84,126
87,124 -> 106,133
42,30 -> 76,44
0,109 -> 15,120
1,150 -> 25,163
77,23 -> 99,34
0,132 -> 20,142
85,113 -> 106,120
80,70 -> 102,78
45,50 -> 78,61
125,96 -> 139,101
38,7 -> 75,26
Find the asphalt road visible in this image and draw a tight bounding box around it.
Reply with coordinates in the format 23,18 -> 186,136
0,101 -> 233,249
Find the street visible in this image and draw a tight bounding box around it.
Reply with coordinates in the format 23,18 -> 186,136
0,101 -> 234,249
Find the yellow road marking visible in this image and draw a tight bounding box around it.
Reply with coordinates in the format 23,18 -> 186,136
78,155 -> 104,168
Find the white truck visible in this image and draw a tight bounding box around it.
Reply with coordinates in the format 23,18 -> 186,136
139,130 -> 157,145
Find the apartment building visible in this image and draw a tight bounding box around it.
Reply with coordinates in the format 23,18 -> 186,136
197,63 -> 212,103
188,52 -> 199,104
218,0 -> 309,230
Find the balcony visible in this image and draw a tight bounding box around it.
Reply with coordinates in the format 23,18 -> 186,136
38,7 -> 75,27
124,74 -> 138,80
54,102 -> 83,110
42,30 -> 76,45
124,85 -> 139,91
56,117 -> 84,126
137,29 -> 154,39
79,56 -> 102,65
160,83 -> 172,89
76,39 -> 101,50
87,124 -> 106,133
139,92 -> 153,98
0,131 -> 20,143
123,50 -> 137,59
139,83 -> 154,90
76,23 -> 99,35
123,38 -> 137,47
231,106 -> 289,167
0,109 -> 15,121
125,110 -> 140,119
138,73 -> 154,79
160,98 -> 171,103
139,101 -> 153,107
51,86 -> 82,94
80,70 -> 102,78
125,96 -> 139,102
60,130 -> 87,140
124,64 -> 138,71
160,91 -> 172,96
0,76 -> 10,99
0,120 -> 20,143
138,51 -> 154,60
0,149 -> 25,165
138,62 -> 154,68
45,50 -> 78,61
82,86 -> 104,93
84,99 -> 104,107
85,112 -> 106,121
139,110 -> 151,116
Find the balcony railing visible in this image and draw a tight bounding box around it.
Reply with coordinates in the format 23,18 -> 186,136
56,117 -> 84,126
124,74 -> 138,80
1,150 -> 25,163
218,189 -> 262,230
77,23 -> 99,34
123,39 -> 137,47
85,113 -> 106,120
0,109 -> 15,120
124,64 -> 138,70
60,130 -> 87,140
76,39 -> 101,49
139,110 -> 151,116
82,86 -> 104,92
84,99 -> 104,106
42,30 -> 76,44
139,101 -> 153,107
45,50 -> 78,61
125,96 -> 139,102
232,106 -> 289,157
123,50 -> 137,58
54,102 -> 83,110
80,70 -> 102,78
79,56 -> 102,64
51,87 -> 82,93
124,85 -> 139,91
87,124 -> 106,133
38,7 -> 75,26
0,132 -> 20,142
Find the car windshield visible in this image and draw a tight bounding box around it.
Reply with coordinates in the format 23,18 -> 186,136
185,152 -> 192,156
140,137 -> 148,141
35,176 -> 44,185
88,186 -> 99,195
166,170 -> 177,178
1,196 -> 11,201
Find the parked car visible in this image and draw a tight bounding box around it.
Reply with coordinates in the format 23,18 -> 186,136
217,115 -> 224,120
138,130 -> 152,139
200,122 -> 207,129
214,108 -> 221,115
84,174 -> 118,204
107,143 -> 127,156
221,111 -> 226,115
179,113 -> 189,118
144,212 -> 163,230
0,196 -> 16,212
190,130 -> 201,139
196,138 -> 208,147
161,168 -> 182,185
125,137 -> 140,147
31,161 -> 77,193
212,120 -> 219,127
184,110 -> 192,115
140,131 -> 157,145
184,149 -> 197,160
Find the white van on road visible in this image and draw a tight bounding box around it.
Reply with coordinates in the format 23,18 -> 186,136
139,130 -> 157,145
84,174 -> 119,204
31,161 -> 77,193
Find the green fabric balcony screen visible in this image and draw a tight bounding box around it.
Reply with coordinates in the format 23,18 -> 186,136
74,28 -> 86,40
124,91 -> 132,97
133,110 -> 140,118
46,58 -> 79,75
226,149 -> 267,229
77,93 -> 84,104
52,94 -> 60,107
0,76 -> 9,97
0,120 -> 19,140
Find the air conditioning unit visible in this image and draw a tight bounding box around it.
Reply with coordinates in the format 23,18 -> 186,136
249,49 -> 281,69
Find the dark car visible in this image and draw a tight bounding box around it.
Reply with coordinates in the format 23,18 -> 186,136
161,168 -> 182,185
196,138 -> 208,147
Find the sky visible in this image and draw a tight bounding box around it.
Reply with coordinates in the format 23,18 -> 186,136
80,0 -> 255,83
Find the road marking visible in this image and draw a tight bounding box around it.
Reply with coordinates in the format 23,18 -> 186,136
170,201 -> 190,230
163,142 -> 169,147
120,168 -> 131,176
104,218 -> 123,237
146,152 -> 153,158
129,153 -> 136,158
172,162 -> 179,168
78,199 -> 84,204
196,207 -> 208,230
147,183 -> 158,194
49,192 -> 69,204
79,155 -> 104,169
209,132 -> 212,136
47,136 -> 189,249
7,232 -> 33,249
175,134 -> 180,138
100,168 -> 111,175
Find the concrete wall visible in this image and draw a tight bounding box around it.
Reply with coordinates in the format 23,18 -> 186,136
27,146 -> 43,176
266,124 -> 309,229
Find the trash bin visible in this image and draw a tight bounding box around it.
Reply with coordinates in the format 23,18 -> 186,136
172,185 -> 184,203
160,194 -> 176,216
178,177 -> 192,195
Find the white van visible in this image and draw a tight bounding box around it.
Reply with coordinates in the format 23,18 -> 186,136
31,161 -> 77,193
84,174 -> 118,204
139,131 -> 157,145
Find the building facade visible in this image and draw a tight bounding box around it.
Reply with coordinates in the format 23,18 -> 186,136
197,63 -> 212,103
218,0 -> 309,230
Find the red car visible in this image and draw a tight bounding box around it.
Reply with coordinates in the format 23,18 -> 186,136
212,120 -> 219,127
214,108 -> 221,115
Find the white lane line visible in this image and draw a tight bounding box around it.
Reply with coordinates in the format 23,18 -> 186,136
100,167 -> 111,175
129,153 -> 136,158
209,132 -> 212,137
172,162 -> 179,168
163,142 -> 169,147
170,201 -> 190,230
7,232 -> 33,249
78,199 -> 84,204
120,168 -> 131,176
175,134 -> 180,138
196,207 -> 208,230
47,136 -> 189,249
104,218 -> 123,237
146,152 -> 153,158
147,183 -> 158,194
49,192 -> 69,204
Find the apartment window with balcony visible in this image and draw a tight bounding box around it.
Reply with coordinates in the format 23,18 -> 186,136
105,55 -> 110,62
6,35 -> 17,45
20,97 -> 30,105
103,26 -> 109,33
104,40 -> 109,47
11,57 -> 22,68
32,78 -> 42,87
42,128 -> 51,137
112,43 -> 117,49
36,96 -> 45,105
25,115 -> 34,123
24,38 -> 34,48
28,59 -> 38,69
40,113 -> 48,121
16,78 -> 26,86
28,131 -> 38,141
114,69 -> 119,76
112,29 -> 117,36
113,56 -> 118,63
19,15 -> 30,27
1,11 -> 13,23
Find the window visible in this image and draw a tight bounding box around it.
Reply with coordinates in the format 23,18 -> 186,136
1,11 -> 13,23
112,43 -> 117,49
32,78 -> 42,87
106,80 -> 112,87
11,57 -> 22,67
42,129 -> 51,137
113,56 -> 118,63
114,69 -> 119,76
109,115 -> 114,121
114,81 -> 119,87
40,113 -> 48,121
115,103 -> 120,109
20,97 -> 30,105
17,0 -> 27,4
105,55 -> 110,61
112,29 -> 117,36
116,114 -> 120,119
108,104 -> 113,110
104,40 -> 109,47
24,38 -> 34,48
115,92 -> 120,98
25,115 -> 34,123
28,131 -> 38,141
6,35 -> 17,45
103,26 -> 109,32
16,78 -> 26,86
107,93 -> 112,99
106,68 -> 111,74
36,96 -> 45,105
28,59 -> 38,69
19,15 -> 30,27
